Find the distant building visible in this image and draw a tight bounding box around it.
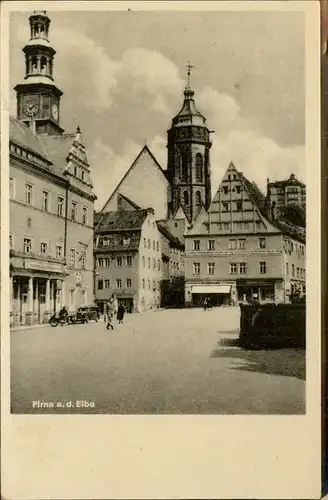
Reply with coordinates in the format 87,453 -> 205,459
94,208 -> 163,313
10,11 -> 96,326
266,173 -> 306,220
184,162 -> 306,306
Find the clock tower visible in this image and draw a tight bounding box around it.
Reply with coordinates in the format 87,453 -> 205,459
14,11 -> 64,135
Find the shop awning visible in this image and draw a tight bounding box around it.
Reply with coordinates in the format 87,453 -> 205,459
192,285 -> 231,294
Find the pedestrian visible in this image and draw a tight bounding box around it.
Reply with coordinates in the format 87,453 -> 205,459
105,298 -> 115,330
117,304 -> 125,324
203,297 -> 208,311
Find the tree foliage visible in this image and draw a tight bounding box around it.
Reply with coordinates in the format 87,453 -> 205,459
281,205 -> 306,228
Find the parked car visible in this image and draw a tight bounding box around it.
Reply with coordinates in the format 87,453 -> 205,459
75,306 -> 100,324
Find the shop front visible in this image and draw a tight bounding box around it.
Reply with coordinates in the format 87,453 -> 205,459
236,279 -> 277,303
191,284 -> 232,307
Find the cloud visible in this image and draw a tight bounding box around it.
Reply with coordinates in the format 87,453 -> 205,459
88,138 -> 141,210
197,87 -> 305,198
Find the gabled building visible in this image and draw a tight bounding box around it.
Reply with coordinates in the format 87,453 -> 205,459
94,208 -> 163,313
10,11 -> 96,326
184,162 -> 306,306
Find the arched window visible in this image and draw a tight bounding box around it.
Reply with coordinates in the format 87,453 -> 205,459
195,190 -> 202,206
40,56 -> 47,74
195,153 -> 203,182
182,154 -> 188,182
183,190 -> 189,206
31,55 -> 38,73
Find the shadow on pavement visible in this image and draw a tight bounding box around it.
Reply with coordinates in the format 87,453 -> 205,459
211,346 -> 305,380
218,338 -> 240,347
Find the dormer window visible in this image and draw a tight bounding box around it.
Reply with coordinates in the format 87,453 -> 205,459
103,237 -> 109,246
123,236 -> 130,246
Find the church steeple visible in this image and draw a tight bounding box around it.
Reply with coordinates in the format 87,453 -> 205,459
14,11 -> 64,135
167,63 -> 212,223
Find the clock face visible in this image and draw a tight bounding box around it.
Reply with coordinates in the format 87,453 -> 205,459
23,100 -> 39,117
51,103 -> 59,121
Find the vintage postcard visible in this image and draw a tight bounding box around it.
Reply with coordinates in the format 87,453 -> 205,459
1,0 -> 322,498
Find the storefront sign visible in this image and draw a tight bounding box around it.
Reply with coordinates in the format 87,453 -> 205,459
24,259 -> 64,273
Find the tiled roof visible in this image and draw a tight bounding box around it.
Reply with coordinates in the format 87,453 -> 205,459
117,193 -> 141,210
156,220 -> 184,249
95,210 -> 149,233
41,134 -> 76,177
268,174 -> 305,188
95,231 -> 141,253
10,116 -> 50,162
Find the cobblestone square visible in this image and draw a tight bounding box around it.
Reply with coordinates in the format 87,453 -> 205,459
11,307 -> 305,414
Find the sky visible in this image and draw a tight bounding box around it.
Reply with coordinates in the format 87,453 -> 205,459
9,8 -> 305,210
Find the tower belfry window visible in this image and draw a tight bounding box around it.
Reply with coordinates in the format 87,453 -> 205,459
183,190 -> 189,205
195,190 -> 202,206
195,153 -> 203,182
182,154 -> 188,182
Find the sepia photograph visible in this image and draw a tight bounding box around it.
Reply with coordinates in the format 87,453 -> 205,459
1,1 -> 322,499
7,6 -> 308,416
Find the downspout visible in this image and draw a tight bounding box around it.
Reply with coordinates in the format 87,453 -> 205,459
63,177 -> 69,261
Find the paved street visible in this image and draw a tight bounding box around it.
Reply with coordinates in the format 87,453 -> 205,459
11,307 -> 305,414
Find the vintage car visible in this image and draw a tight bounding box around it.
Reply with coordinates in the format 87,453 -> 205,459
75,306 -> 101,324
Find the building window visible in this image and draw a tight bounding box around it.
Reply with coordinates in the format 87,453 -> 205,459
98,258 -> 104,267
292,264 -> 295,277
239,262 -> 246,274
235,185 -> 241,194
71,202 -> 77,221
40,242 -> 48,255
195,191 -> 202,206
98,279 -> 103,290
286,262 -> 289,276
104,279 -> 110,289
116,256 -> 122,267
148,239 -> 151,249
9,178 -> 15,199
57,196 -> 64,216
183,190 -> 189,206
222,202 -> 229,211
158,260 -> 160,270
259,261 -> 267,274
55,245 -> 62,259
24,237 -> 32,254
148,279 -> 151,289
80,254 -> 86,269
69,249 -> 76,267
229,263 -> 237,274
153,258 -> 156,269
193,240 -> 200,251
236,201 -> 242,211
208,262 -> 215,275
82,207 -> 88,225
297,267 -> 300,278
153,241 -> 155,250
193,262 -> 200,275
222,186 -> 229,195
116,279 -> 122,289
42,191 -> 49,211
126,278 -> 132,288
195,154 -> 203,182
69,290 -> 74,306
157,241 -> 159,251
144,238 -> 147,248
103,237 -> 109,247
208,240 -> 215,250
25,183 -> 33,205
182,154 -> 188,182
9,234 -> 13,249
229,239 -> 237,250
238,239 -> 246,249
142,279 -> 145,290
142,256 -> 145,267
126,256 -> 132,267
259,238 -> 266,249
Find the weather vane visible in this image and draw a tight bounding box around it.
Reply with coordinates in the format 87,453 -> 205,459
186,61 -> 194,87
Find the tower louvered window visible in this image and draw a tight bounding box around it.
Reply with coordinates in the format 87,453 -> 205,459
195,154 -> 203,182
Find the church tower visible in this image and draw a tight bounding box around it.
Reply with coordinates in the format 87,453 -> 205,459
14,11 -> 64,135
167,63 -> 212,223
